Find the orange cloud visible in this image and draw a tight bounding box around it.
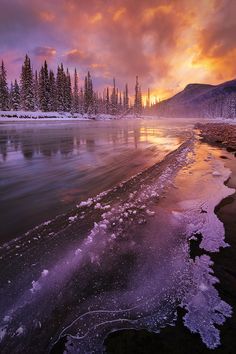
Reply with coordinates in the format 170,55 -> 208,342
112,7 -> 126,22
1,0 -> 236,97
39,10 -> 55,22
90,12 -> 102,24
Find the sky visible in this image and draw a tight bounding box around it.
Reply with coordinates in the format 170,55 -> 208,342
0,0 -> 236,102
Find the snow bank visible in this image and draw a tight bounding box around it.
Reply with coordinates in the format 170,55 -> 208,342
0,110 -> 138,121
0,110 -> 89,121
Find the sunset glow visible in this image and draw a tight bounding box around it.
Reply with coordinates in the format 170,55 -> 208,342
0,0 -> 235,97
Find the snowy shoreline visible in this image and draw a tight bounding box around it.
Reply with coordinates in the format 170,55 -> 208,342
0,110 -> 115,121
0,110 -> 150,122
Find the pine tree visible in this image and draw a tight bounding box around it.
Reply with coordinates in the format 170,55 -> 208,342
72,68 -> 79,113
56,64 -> 65,112
11,80 -> 21,110
49,70 -> 57,111
110,78 -> 117,115
84,71 -> 94,114
93,92 -> 98,115
0,60 -> 9,111
106,87 -> 110,114
20,55 -> 35,111
9,82 -> 13,110
134,76 -> 142,115
39,60 -> 50,111
65,68 -> 72,112
119,91 -> 122,110
123,83 -> 129,111
79,88 -> 84,114
34,70 -> 40,110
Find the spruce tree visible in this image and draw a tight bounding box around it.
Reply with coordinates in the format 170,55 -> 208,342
84,71 -> 94,114
34,70 -> 40,110
106,87 -> 110,114
134,76 -> 142,115
0,60 -> 9,111
11,80 -> 21,110
39,60 -> 50,111
9,82 -> 13,110
124,84 -> 129,111
65,68 -> 72,112
79,88 -> 84,114
56,64 -> 65,111
72,68 -> 79,113
20,55 -> 35,111
110,78 -> 117,115
119,91 -> 122,111
147,88 -> 150,109
49,70 -> 57,111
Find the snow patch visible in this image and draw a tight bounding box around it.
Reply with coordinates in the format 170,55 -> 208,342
41,269 -> 49,277
0,326 -> 7,342
15,326 -> 25,336
30,280 -> 41,293
68,215 -> 78,222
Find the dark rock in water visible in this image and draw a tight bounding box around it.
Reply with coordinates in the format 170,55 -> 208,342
50,336 -> 67,354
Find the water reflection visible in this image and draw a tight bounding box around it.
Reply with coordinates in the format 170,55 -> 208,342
0,120 -> 187,243
0,122 -> 185,162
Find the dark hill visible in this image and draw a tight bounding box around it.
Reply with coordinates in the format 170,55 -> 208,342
154,79 -> 236,118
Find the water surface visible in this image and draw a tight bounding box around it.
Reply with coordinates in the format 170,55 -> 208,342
0,119 -> 191,242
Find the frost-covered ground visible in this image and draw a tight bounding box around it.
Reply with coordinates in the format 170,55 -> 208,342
0,110 -> 137,121
0,126 -> 234,353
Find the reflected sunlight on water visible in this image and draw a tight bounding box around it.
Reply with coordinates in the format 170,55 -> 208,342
0,119 -> 193,242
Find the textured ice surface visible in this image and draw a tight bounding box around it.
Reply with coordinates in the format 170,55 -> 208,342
181,255 -> 232,349
0,135 -> 234,353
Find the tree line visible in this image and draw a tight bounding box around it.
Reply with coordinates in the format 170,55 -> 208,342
0,55 -> 143,115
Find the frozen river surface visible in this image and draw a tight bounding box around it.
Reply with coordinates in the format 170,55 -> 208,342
0,118 -> 233,353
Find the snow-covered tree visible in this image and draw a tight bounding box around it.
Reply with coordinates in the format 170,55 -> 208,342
11,80 -> 21,110
123,83 -> 129,111
0,60 -> 9,110
39,60 -> 50,111
110,78 -> 118,115
79,88 -> 84,114
56,64 -> 65,111
106,87 -> 110,114
20,55 -> 35,111
84,71 -> 94,114
49,70 -> 57,111
65,68 -> 72,112
72,68 -> 79,113
134,76 -> 142,115
34,70 -> 40,110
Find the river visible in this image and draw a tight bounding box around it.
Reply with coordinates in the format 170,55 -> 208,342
0,118 -> 234,353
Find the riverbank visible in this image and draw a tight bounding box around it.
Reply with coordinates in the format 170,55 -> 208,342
197,122 -> 236,152
105,123 -> 236,354
0,110 -> 138,121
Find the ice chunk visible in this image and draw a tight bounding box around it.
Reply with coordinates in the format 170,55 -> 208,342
30,280 -> 41,293
68,215 -> 77,222
146,209 -> 155,216
94,203 -> 102,209
0,326 -> 7,342
41,269 -> 49,277
15,326 -> 24,336
75,248 -> 82,256
212,171 -> 221,177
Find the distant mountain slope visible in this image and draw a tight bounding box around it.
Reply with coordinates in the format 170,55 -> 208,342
155,79 -> 236,118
